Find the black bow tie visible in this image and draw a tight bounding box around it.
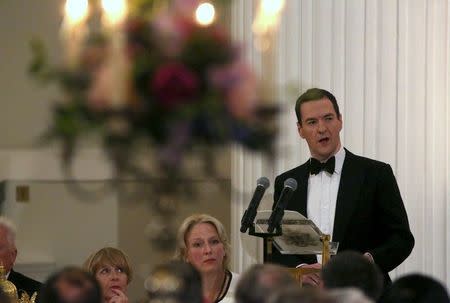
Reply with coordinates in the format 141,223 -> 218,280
309,157 -> 335,175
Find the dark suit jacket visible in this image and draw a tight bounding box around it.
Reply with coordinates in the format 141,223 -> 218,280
8,269 -> 42,298
270,149 -> 414,283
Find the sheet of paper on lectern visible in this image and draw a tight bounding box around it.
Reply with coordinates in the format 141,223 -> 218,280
254,210 -> 338,255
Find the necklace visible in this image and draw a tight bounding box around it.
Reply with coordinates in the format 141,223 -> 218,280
214,270 -> 232,303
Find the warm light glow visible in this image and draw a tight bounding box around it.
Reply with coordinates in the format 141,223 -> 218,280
195,2 -> 215,26
101,0 -> 127,24
64,0 -> 89,25
261,0 -> 284,15
252,0 -> 285,35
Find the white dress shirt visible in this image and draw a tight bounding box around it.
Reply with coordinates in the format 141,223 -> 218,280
306,147 -> 345,263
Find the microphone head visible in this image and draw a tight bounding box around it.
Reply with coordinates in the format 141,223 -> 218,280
284,178 -> 298,191
256,177 -> 270,189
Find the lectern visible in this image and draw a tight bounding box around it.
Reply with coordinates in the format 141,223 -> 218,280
248,210 -> 339,286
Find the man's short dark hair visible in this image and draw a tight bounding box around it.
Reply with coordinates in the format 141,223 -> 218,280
39,266 -> 101,303
380,273 -> 450,303
295,88 -> 341,124
322,251 -> 384,301
235,264 -> 298,303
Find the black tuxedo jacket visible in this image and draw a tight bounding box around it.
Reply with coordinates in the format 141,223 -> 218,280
271,149 -> 414,283
8,269 -> 42,298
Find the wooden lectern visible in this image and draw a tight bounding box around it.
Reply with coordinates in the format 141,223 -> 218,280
246,210 -> 338,287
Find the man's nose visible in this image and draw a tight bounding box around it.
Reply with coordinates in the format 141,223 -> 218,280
317,119 -> 326,132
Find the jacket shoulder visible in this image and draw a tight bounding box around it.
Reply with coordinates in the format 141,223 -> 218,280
9,270 -> 42,294
345,150 -> 392,170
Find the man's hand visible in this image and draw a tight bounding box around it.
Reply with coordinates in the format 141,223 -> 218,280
298,263 -> 323,287
108,289 -> 128,303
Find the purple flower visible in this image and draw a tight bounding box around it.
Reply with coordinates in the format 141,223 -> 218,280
151,63 -> 199,108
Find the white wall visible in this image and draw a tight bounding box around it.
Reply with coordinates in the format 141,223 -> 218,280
231,0 -> 450,290
1,180 -> 119,280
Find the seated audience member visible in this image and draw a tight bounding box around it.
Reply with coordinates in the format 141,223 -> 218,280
83,247 -> 133,303
235,264 -> 298,303
174,214 -> 239,303
380,273 -> 450,303
0,217 -> 42,297
328,288 -> 373,303
39,266 -> 101,303
267,286 -> 334,303
321,251 -> 383,301
145,261 -> 202,303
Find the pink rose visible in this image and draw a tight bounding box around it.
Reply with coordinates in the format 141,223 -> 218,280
151,63 -> 199,108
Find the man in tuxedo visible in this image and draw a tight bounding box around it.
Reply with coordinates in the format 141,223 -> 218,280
272,88 -> 414,286
0,217 -> 42,297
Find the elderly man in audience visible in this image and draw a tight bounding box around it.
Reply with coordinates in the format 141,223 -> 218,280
38,266 -> 101,303
235,264 -> 298,303
321,251 -> 383,301
0,217 -> 42,297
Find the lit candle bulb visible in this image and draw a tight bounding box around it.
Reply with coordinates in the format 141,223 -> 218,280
252,0 -> 285,51
101,0 -> 127,26
61,0 -> 89,68
101,0 -> 128,108
195,2 -> 215,26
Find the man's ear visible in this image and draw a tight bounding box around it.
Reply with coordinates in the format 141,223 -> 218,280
297,122 -> 305,139
12,247 -> 17,263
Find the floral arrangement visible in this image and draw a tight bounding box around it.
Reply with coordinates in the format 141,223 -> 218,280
30,0 -> 276,179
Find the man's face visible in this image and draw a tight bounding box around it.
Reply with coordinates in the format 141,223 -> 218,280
297,97 -> 342,161
0,227 -> 17,273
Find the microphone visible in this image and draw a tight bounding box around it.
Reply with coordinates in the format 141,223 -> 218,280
267,178 -> 297,233
240,177 -> 270,233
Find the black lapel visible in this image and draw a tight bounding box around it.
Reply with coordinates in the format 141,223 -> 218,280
332,149 -> 364,242
296,162 -> 309,216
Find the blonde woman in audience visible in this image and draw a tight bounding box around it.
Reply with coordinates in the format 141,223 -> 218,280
174,214 -> 239,303
83,247 -> 132,303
